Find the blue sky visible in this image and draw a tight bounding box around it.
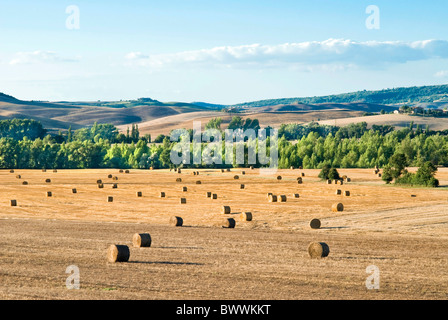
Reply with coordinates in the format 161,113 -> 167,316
1,0 -> 448,104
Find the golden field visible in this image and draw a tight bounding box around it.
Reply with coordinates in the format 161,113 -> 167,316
1,168 -> 447,300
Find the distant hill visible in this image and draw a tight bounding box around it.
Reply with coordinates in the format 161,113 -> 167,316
232,84 -> 448,108
190,102 -> 227,110
2,83 -> 448,134
0,94 -> 205,132
253,102 -> 397,113
0,92 -> 19,102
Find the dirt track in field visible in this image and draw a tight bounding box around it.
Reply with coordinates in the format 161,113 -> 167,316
1,168 -> 447,300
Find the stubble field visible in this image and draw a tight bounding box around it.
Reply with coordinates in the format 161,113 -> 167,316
1,168 -> 447,300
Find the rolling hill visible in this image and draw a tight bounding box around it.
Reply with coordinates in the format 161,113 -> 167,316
2,83 -> 448,135
232,84 -> 448,109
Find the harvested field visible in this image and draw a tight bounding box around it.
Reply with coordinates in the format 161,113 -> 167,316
1,168 -> 448,300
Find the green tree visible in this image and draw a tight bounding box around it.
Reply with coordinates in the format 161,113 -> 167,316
318,164 -> 331,180
328,168 -> 340,180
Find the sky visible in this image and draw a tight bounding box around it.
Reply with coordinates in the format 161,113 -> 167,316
1,0 -> 448,104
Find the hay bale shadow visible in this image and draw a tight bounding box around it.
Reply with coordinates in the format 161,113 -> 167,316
128,261 -> 204,266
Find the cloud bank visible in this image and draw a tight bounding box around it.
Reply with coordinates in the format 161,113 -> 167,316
9,51 -> 78,65
126,39 -> 448,69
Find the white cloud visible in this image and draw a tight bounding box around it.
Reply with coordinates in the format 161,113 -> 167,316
124,52 -> 149,60
9,51 -> 78,65
125,39 -> 448,70
434,70 -> 448,78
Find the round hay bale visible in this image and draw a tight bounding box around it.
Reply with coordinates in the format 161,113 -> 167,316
119,169 -> 124,173
160,192 -> 166,198
222,206 -> 231,214
112,176 -> 118,181
182,186 -> 188,192
346,177 -> 351,182
226,168 -> 231,172
290,166 -> 294,170
301,172 -> 305,177
308,242 -> 330,258
132,233 -> 151,248
241,171 -> 245,175
136,191 -> 142,197
221,169 -> 225,173
297,178 -> 303,184
250,166 -> 254,170
16,175 -> 21,179
46,191 -> 52,197
45,179 -> 51,183
195,180 -> 201,184
170,216 -> 183,227
53,169 -> 57,173
336,180 -> 343,185
124,170 -> 130,174
344,191 -> 350,197
206,192 -> 212,198
240,212 -> 252,221
72,188 -> 77,194
98,183 -> 104,188
178,169 -> 182,174
42,169 -> 46,172
411,194 -> 417,198
268,194 -> 278,202
212,194 -> 218,199
107,174 -> 112,178
107,196 -> 113,202
299,166 -> 303,169
277,176 -> 282,181
374,169 -> 379,174
279,195 -> 287,202
335,189 -> 342,195
293,193 -> 300,198
180,198 -> 186,204
112,183 -> 118,189
96,179 -> 102,184
378,173 -> 382,177
234,175 -> 239,180
240,184 -> 245,189
310,219 -> 321,229
326,179 -> 332,184
342,175 -> 347,180
9,169 -> 14,173
10,200 -> 17,207
22,181 -> 28,185
176,178 -> 182,182
332,203 -> 344,212
196,171 -> 199,175
107,244 -> 130,263
192,171 -> 197,176
222,218 -> 236,228
267,192 -> 273,198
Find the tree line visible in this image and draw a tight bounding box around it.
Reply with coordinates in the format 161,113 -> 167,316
1,118 -> 448,182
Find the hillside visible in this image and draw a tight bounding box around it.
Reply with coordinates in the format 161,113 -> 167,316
0,93 -> 205,132
2,83 -> 448,135
233,84 -> 448,109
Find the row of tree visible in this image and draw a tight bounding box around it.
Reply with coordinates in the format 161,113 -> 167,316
1,119 -> 448,187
